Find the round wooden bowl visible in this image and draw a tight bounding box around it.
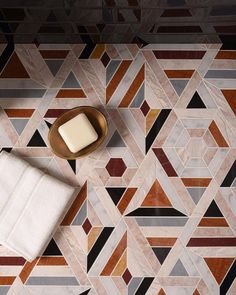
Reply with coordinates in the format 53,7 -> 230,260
48,106 -> 108,159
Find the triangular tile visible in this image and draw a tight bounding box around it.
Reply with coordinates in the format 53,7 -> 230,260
47,11 -> 57,22
72,201 -> 87,225
204,200 -> 223,217
105,187 -> 126,205
68,159 -> 76,174
10,118 -> 29,135
170,79 -> 188,96
187,91 -> 206,108
27,130 -> 46,147
62,71 -> 81,88
0,52 -> 29,78
43,238 -> 62,256
0,147 -> 12,153
204,258 -> 234,284
134,36 -> 149,48
187,187 -> 206,205
45,120 -> 52,129
79,289 -> 91,295
158,288 -> 166,295
45,59 -> 63,76
152,247 -> 171,264
192,289 -> 200,295
97,24 -> 105,33
130,83 -> 144,108
170,259 -> 188,276
141,179 -> 172,207
107,130 -> 126,147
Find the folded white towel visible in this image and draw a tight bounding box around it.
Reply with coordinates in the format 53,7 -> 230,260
0,151 -> 75,261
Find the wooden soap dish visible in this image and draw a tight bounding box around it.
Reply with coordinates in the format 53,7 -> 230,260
48,106 -> 108,159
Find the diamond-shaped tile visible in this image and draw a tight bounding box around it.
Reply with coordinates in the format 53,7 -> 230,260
122,268 -> 132,285
140,100 -> 150,116
82,218 -> 92,235
101,52 -> 110,67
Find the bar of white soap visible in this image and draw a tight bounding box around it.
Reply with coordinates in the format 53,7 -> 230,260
58,113 -> 98,153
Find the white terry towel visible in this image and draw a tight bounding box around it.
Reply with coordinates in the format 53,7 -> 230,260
0,151 -> 75,261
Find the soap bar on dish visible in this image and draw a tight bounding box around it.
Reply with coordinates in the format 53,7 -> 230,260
58,113 -> 98,153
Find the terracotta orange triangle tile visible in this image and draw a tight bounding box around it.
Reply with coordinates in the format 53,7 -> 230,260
0,52 -> 29,78
141,179 -> 172,207
192,289 -> 200,295
204,257 -> 234,284
158,288 -> 166,295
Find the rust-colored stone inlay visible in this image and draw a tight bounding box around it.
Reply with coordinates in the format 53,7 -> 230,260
204,258 -> 234,284
106,158 -> 127,177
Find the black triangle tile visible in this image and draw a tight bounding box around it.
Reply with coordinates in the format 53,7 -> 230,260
27,130 -> 47,147
43,238 -> 62,256
68,159 -> 76,174
45,120 -> 52,129
187,91 -> 206,108
152,247 -> 171,264
106,187 -> 126,205
0,35 -> 14,73
0,147 -> 12,153
134,36 -> 149,48
204,200 -> 223,217
79,289 -> 91,295
96,24 -> 105,33
47,11 -> 57,22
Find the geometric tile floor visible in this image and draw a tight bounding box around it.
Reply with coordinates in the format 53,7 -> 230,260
0,44 -> 236,294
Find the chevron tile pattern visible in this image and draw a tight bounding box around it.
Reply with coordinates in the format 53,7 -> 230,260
0,44 -> 236,295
